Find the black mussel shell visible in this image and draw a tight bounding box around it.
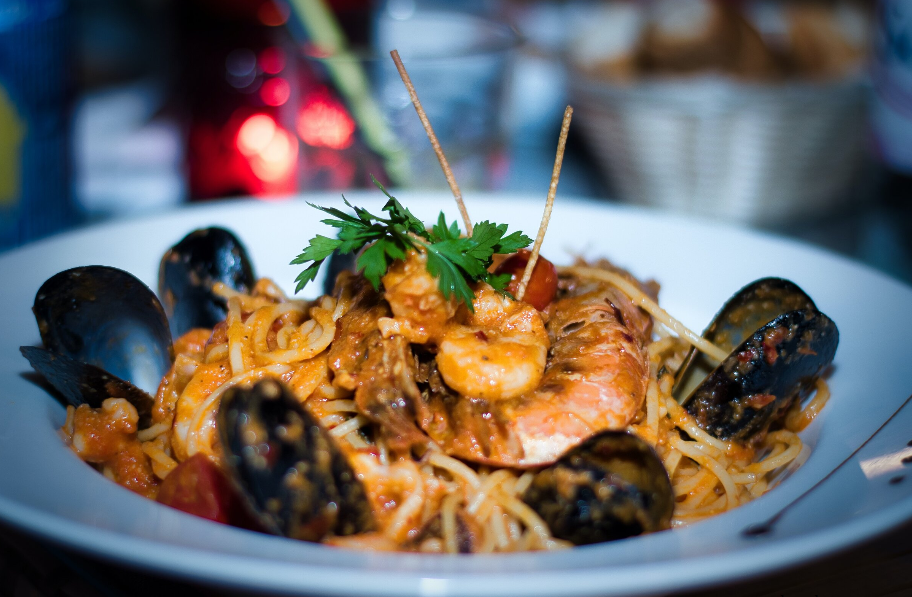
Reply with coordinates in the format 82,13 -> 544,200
218,379 -> 374,542
522,431 -> 673,545
323,251 -> 357,296
159,227 -> 255,338
675,278 -> 817,400
20,347 -> 155,427
698,278 -> 817,351
30,265 -> 172,397
684,309 -> 838,443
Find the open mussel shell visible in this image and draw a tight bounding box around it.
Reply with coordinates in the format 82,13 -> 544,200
684,308 -> 838,443
30,265 -> 173,397
159,227 -> 255,338
521,431 -> 673,545
20,347 -> 155,427
218,378 -> 374,542
674,278 -> 818,400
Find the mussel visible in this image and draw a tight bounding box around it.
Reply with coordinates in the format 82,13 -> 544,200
322,251 -> 357,296
21,266 -> 174,425
19,348 -> 158,426
159,227 -> 256,338
521,431 -> 673,545
675,278 -> 838,443
22,227 -> 255,424
218,378 -> 375,542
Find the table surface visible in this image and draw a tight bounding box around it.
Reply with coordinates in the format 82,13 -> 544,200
3,137 -> 911,597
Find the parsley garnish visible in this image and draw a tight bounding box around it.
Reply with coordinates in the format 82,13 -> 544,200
291,180 -> 532,309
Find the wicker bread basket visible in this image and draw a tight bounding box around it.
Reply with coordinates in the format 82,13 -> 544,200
569,73 -> 868,225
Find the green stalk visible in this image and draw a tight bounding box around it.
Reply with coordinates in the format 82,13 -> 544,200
287,0 -> 411,186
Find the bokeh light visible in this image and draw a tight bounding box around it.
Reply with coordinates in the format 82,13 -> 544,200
296,89 -> 355,150
260,77 -> 291,106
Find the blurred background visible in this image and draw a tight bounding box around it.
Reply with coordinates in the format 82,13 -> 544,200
0,0 -> 910,283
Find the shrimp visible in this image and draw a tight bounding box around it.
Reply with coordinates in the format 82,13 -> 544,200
342,251 -> 550,451
379,249 -> 456,344
419,272 -> 652,467
335,252 -> 651,468
436,284 -> 549,400
382,249 -> 549,401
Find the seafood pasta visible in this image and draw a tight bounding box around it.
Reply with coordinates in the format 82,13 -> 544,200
25,53 -> 839,553
43,211 -> 837,553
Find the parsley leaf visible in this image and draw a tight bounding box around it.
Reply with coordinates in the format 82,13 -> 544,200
290,182 -> 532,309
482,271 -> 514,293
424,248 -> 476,307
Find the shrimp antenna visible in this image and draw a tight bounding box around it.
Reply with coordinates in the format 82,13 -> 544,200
390,49 -> 473,235
517,105 -> 573,302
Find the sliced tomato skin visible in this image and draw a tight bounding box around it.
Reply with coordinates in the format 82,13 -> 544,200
495,249 -> 559,311
157,453 -> 244,526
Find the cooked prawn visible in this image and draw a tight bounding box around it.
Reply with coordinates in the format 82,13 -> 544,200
330,254 -> 651,468
379,249 -> 456,344
436,284 -> 548,401
419,272 -> 651,467
381,249 -> 549,401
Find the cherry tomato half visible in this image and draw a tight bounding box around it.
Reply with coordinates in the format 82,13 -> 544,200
157,453 -> 246,526
494,249 -> 558,311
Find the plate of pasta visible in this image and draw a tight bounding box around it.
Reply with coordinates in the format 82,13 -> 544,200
1,190 -> 911,596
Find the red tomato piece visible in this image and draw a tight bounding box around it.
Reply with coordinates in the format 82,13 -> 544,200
494,249 -> 559,311
157,453 -> 238,525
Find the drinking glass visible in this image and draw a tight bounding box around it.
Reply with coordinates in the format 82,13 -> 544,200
297,8 -> 521,193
